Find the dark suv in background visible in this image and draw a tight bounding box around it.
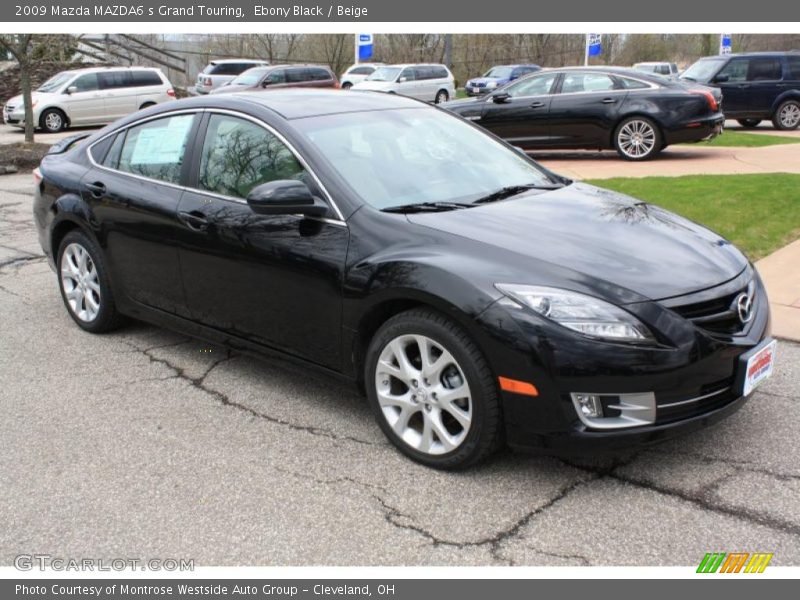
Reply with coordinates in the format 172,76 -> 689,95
680,51 -> 800,130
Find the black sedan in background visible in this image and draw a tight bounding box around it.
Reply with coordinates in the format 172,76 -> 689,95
33,90 -> 772,469
442,67 -> 724,160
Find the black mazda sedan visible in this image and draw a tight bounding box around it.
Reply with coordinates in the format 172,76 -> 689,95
33,90 -> 773,469
441,67 -> 725,160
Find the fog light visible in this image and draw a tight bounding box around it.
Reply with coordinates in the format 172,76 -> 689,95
574,394 -> 603,418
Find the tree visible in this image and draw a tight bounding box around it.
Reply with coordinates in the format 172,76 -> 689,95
0,35 -> 34,142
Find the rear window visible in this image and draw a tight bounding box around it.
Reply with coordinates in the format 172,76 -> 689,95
131,70 -> 163,86
431,66 -> 449,79
207,62 -> 259,76
747,58 -> 783,81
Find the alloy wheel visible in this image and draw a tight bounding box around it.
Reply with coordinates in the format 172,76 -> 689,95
375,334 -> 472,455
617,119 -> 657,159
779,103 -> 800,129
60,242 -> 101,322
45,112 -> 63,132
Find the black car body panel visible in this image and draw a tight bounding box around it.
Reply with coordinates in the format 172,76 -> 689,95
33,90 -> 770,454
442,67 -> 725,150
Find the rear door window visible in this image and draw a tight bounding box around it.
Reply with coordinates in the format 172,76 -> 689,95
747,58 -> 783,81
116,114 -> 195,184
560,73 -> 617,93
286,68 -> 307,83
99,71 -> 134,89
788,56 -> 800,80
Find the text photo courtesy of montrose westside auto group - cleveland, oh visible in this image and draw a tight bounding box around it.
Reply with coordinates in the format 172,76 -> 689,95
1,4 -> 800,595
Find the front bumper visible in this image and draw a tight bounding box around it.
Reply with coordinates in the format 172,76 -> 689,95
472,269 -> 770,453
3,107 -> 26,127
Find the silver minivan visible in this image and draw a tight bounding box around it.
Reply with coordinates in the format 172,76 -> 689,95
351,64 -> 456,103
195,59 -> 269,94
3,66 -> 175,133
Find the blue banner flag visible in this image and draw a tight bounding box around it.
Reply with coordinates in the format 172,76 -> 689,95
358,33 -> 373,60
588,34 -> 602,56
720,33 -> 732,55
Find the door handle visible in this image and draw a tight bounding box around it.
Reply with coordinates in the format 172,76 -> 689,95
601,97 -> 617,104
85,181 -> 106,197
178,211 -> 209,232
530,101 -> 546,108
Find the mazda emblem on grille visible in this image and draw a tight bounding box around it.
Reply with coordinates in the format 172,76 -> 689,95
735,292 -> 754,324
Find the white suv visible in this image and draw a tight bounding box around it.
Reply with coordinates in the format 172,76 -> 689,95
195,59 -> 269,94
351,64 -> 456,104
3,66 -> 175,133
339,62 -> 385,89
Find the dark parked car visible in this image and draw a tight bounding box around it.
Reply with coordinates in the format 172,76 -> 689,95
34,90 -> 773,469
464,64 -> 541,96
680,52 -> 800,130
210,64 -> 339,94
442,67 -> 724,160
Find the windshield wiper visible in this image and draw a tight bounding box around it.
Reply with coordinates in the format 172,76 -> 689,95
472,182 -> 565,205
381,201 -> 475,213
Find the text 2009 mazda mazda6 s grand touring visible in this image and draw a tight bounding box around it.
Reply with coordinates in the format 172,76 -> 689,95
33,89 -> 776,469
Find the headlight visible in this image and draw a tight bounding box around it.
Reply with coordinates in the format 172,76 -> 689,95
486,81 -> 498,88
495,284 -> 655,343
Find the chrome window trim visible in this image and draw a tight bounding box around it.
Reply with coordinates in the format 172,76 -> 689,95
85,106 -> 347,224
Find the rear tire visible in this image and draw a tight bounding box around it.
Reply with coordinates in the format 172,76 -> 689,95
613,116 -> 662,161
341,82 -> 352,90
434,89 -> 449,104
57,230 -> 124,333
40,108 -> 66,133
737,118 -> 762,128
365,308 -> 503,470
772,100 -> 800,130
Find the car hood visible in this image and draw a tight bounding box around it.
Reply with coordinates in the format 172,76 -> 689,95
351,81 -> 396,91
5,91 -> 54,106
407,183 -> 748,302
465,77 -> 503,86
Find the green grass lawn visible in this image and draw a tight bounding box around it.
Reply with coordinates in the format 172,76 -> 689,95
687,130 -> 800,148
585,173 -> 800,260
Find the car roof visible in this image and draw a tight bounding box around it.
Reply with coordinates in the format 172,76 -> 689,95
175,88 -> 427,120
534,65 -> 670,83
210,58 -> 267,64
383,63 -> 448,68
697,51 -> 795,59
59,66 -> 162,75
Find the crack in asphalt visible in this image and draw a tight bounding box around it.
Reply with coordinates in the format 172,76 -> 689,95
122,340 -> 379,447
558,457 -> 800,538
664,449 -> 800,482
0,254 -> 45,271
368,472 -> 601,565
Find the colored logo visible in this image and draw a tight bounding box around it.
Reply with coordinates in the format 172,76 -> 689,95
697,552 -> 773,573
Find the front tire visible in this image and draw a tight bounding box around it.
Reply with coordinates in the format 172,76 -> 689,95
57,230 -> 124,333
737,118 -> 762,128
434,89 -> 449,104
773,100 -> 800,130
341,82 -> 352,90
40,108 -> 66,133
365,308 -> 502,469
614,116 -> 662,161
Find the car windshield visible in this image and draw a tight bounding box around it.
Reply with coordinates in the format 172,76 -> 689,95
229,67 -> 270,86
484,66 -> 513,79
37,72 -> 73,93
294,107 -> 556,209
367,67 -> 401,82
680,58 -> 726,82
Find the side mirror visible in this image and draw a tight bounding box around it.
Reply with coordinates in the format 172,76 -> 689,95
491,92 -> 511,104
398,76 -> 408,83
246,180 -> 328,218
714,74 -> 730,83
65,86 -> 78,95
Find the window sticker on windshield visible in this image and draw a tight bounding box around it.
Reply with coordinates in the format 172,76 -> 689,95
129,116 -> 192,165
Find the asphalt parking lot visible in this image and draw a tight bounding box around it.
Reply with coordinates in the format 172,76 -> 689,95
1,154 -> 800,566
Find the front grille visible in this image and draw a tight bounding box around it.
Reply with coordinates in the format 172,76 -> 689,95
667,280 -> 755,336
